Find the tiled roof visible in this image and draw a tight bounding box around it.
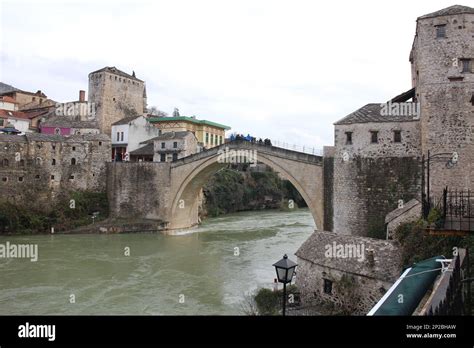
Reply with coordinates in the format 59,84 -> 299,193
0,109 -> 30,120
334,103 -> 419,125
112,115 -> 141,126
419,5 -> 474,19
148,116 -> 231,130
295,231 -> 402,282
89,66 -> 144,82
141,131 -> 192,144
129,143 -> 154,156
0,82 -> 19,94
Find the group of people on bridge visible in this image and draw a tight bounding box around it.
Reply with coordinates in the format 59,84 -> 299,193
229,133 -> 272,146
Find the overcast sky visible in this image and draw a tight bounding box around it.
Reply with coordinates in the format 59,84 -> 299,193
0,0 -> 460,149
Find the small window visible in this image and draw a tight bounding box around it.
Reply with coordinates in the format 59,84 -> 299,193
52,159 -> 56,165
323,279 -> 333,295
172,153 -> 178,162
54,128 -> 60,135
2,177 -> 7,182
19,159 -> 25,167
461,59 -> 472,73
370,131 -> 379,144
173,142 -> 177,148
393,130 -> 402,143
99,141 -> 102,146
50,175 -> 55,180
52,144 -> 56,150
220,136 -> 223,145
206,133 -> 209,144
436,24 -> 446,38
117,132 -> 120,141
2,158 -> 8,166
35,174 -> 40,179
18,177 -> 23,182
72,146 -> 76,151
160,153 -> 166,162
471,94 -> 474,106
71,158 -> 76,165
69,175 -> 75,180
345,132 -> 353,145
211,134 -> 214,145
120,132 -> 124,141
161,142 -> 165,149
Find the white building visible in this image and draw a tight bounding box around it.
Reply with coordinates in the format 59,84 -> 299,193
0,96 -> 18,111
111,115 -> 162,161
0,110 -> 32,134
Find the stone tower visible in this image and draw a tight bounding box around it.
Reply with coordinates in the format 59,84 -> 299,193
410,5 -> 474,197
88,67 -> 147,136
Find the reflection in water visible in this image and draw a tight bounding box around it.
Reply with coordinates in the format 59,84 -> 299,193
0,209 -> 314,315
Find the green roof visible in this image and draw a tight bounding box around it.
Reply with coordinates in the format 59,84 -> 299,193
148,116 -> 231,130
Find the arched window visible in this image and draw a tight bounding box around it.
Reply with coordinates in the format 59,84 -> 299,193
52,159 -> 56,165
55,128 -> 61,135
71,158 -> 76,165
19,159 -> 25,167
35,157 -> 42,165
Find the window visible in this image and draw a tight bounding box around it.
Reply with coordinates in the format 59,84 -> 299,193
71,158 -> 76,165
161,142 -> 165,149
436,24 -> 446,38
394,130 -> 402,143
18,177 -> 23,182
99,141 -> 102,146
0,119 -> 3,127
117,132 -> 120,141
345,132 -> 353,145
2,177 -> 7,182
461,59 -> 472,73
52,159 -> 56,165
211,134 -> 214,145
72,146 -> 76,151
2,158 -> 8,166
52,144 -> 56,150
35,174 -> 40,179
19,159 -> 25,167
55,128 -> 61,135
370,131 -> 379,144
173,142 -> 177,148
220,136 -> 223,145
471,94 -> 474,106
120,132 -> 124,141
323,279 -> 333,295
69,175 -> 75,180
160,153 -> 166,162
206,132 -> 209,144
172,153 -> 178,162
50,175 -> 55,180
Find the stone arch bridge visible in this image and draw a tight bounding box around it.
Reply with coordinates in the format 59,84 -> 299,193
107,140 -> 325,231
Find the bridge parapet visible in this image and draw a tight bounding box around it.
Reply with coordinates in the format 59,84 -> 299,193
172,140 -> 322,168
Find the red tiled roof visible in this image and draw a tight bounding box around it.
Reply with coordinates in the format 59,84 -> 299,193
0,109 -> 30,120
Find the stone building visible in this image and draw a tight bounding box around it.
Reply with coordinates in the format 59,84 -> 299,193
88,66 -> 147,136
326,4 -> 474,238
0,133 -> 111,206
410,5 -> 474,197
295,231 -> 402,315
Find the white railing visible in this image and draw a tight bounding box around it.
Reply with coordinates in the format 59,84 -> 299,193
271,140 -> 323,156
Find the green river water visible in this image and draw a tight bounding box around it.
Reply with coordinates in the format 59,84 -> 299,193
0,209 -> 314,315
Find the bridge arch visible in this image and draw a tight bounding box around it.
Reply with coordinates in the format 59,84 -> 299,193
168,143 -> 324,231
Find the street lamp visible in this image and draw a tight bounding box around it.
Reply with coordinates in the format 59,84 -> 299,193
272,254 -> 297,316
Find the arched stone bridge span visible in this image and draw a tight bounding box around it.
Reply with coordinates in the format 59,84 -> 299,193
107,140 -> 324,231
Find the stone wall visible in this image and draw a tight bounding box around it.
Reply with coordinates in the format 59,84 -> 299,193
323,146 -> 334,232
295,231 -> 402,315
332,121 -> 422,237
0,133 -> 111,207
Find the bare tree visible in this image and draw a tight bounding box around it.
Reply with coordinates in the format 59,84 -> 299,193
148,106 -> 168,117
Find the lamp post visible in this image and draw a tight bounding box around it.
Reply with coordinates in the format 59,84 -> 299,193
272,254 -> 297,316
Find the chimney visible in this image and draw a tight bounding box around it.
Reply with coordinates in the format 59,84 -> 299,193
79,90 -> 86,102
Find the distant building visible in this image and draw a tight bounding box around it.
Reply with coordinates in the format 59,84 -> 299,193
0,110 -> 32,134
88,66 -> 147,136
148,115 -> 230,149
130,131 -> 198,162
0,96 -> 19,111
0,87 -> 48,109
111,115 -> 161,161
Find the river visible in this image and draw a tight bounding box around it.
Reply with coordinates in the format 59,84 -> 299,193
0,209 -> 314,315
